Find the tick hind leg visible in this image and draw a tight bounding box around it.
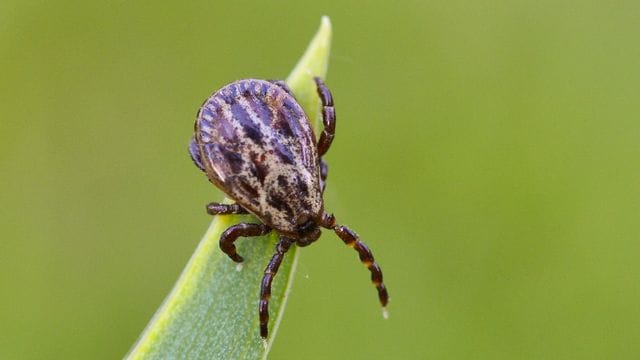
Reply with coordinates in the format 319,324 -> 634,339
320,159 -> 328,193
313,77 -> 336,157
219,223 -> 271,262
321,214 -> 389,314
268,80 -> 293,95
259,237 -> 294,339
189,136 -> 205,172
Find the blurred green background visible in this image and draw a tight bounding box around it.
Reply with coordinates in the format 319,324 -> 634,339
2,1 -> 640,359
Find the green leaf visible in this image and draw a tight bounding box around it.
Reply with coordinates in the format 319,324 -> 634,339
125,16 -> 332,360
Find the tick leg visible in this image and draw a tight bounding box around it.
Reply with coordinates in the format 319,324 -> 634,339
320,159 -> 328,193
220,223 -> 271,262
313,77 -> 336,157
206,202 -> 249,215
189,136 -> 205,172
331,222 -> 389,310
268,80 -> 293,95
259,237 -> 294,339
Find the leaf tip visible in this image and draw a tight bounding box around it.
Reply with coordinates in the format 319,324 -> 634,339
320,15 -> 331,34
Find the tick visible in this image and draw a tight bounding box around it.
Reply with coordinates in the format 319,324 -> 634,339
189,78 -> 389,339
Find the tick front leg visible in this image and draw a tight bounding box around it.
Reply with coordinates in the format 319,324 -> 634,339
206,202 -> 249,215
329,221 -> 389,313
219,223 -> 271,262
259,237 -> 294,339
313,77 -> 336,157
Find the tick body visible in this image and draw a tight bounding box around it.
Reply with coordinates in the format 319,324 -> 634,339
189,78 -> 389,339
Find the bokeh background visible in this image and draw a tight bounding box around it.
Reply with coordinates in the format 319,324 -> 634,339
2,1 -> 640,359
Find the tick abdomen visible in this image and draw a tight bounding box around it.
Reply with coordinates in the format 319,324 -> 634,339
194,79 -> 323,233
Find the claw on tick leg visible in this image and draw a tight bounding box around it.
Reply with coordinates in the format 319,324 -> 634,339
235,262 -> 244,272
382,307 -> 389,319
